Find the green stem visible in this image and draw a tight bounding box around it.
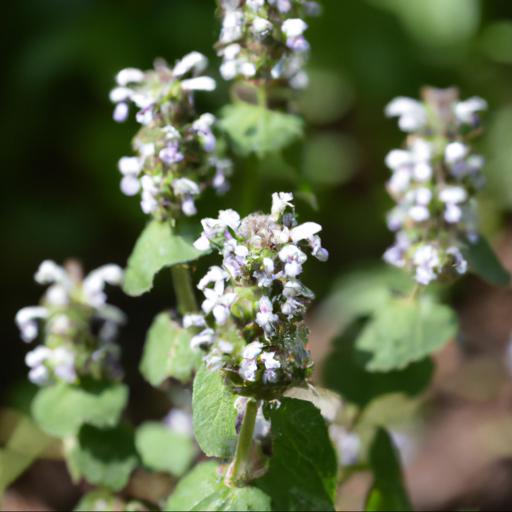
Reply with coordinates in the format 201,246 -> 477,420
171,264 -> 198,315
257,84 -> 267,109
225,398 -> 259,487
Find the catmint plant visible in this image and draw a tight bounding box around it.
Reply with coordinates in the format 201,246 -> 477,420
383,87 -> 487,286
187,192 -> 328,399
111,52 -> 232,221
15,260 -> 124,386
216,0 -> 320,92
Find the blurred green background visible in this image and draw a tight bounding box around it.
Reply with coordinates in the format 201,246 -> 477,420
4,0 -> 512,508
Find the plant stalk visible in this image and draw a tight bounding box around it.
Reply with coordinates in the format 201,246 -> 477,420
171,264 -> 198,315
225,398 -> 259,487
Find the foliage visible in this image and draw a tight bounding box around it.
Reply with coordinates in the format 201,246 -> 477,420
256,398 -> 338,512
123,220 -> 204,296
31,380 -> 128,438
139,312 -> 200,386
219,103 -> 304,158
365,428 -> 412,511
135,421 -> 197,476
355,298 -> 458,372
166,461 -> 271,511
192,363 -> 238,459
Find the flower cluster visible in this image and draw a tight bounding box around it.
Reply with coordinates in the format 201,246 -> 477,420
216,0 -> 321,90
15,260 -> 125,386
110,52 -> 233,221
383,87 -> 487,286
184,192 -> 328,399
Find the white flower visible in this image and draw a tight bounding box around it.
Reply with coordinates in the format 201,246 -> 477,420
218,340 -> 234,354
413,244 -> 439,285
269,0 -> 292,12
120,175 -> 140,196
172,178 -> 200,197
243,341 -> 263,359
181,76 -> 216,91
445,142 -> 468,164
28,365 -> 50,385
256,296 -> 279,335
173,51 -> 208,77
109,86 -> 132,103
194,234 -> 211,251
140,175 -> 160,214
51,347 -> 77,383
271,192 -> 294,218
444,203 -> 462,224
34,260 -> 67,285
279,244 -> 307,277
454,97 -> 487,125
15,306 -> 48,343
116,67 -> 145,86
218,209 -> 241,230
408,205 -> 430,222
220,9 -> 244,44
385,149 -> 412,170
290,222 -> 322,243
113,102 -> 129,122
83,265 -> 123,308
388,168 -> 411,196
118,156 -> 142,176
260,351 -> 281,370
198,266 -> 226,290
183,314 -> 206,328
252,17 -> 273,35
240,61 -> 257,78
385,97 -> 427,132
247,0 -> 265,10
239,358 -> 258,382
159,141 -> 184,166
447,246 -> 468,275
282,18 -> 308,38
414,187 -> 432,205
413,162 -> 432,182
439,186 -> 467,204
263,369 -> 279,383
25,345 -> 51,368
190,328 -> 215,350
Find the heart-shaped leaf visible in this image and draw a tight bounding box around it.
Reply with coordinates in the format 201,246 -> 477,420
123,220 -> 203,297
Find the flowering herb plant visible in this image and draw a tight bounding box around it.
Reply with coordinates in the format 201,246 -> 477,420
9,3 -> 512,512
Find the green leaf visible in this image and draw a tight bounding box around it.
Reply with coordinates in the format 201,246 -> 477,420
256,398 -> 338,512
316,265 -> 417,338
219,102 -> 303,157
166,461 -> 270,511
463,236 -> 510,286
123,220 -> 204,297
192,364 -> 237,458
140,312 -> 200,386
355,298 -> 457,372
69,424 -> 138,492
365,428 -> 411,511
135,421 -> 196,476
32,380 -> 128,438
324,320 -> 434,407
0,414 -> 53,495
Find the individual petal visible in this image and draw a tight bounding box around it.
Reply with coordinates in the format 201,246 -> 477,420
181,77 -> 216,91
290,222 -> 322,242
173,51 -> 208,77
